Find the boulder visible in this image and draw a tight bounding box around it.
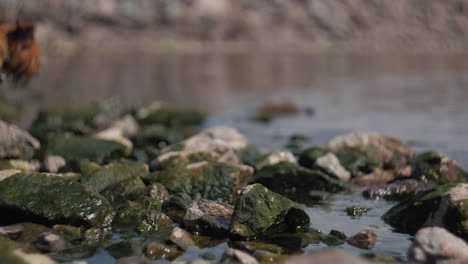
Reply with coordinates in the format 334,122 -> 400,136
229,184 -> 310,238
114,196 -> 162,233
411,151 -> 467,185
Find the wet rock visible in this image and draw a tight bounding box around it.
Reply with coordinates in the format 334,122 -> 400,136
0,160 -> 41,173
169,227 -> 195,251
263,231 -> 321,250
351,168 -> 395,186
163,192 -> 193,224
347,230 -> 377,250
106,239 -> 144,259
43,155 -> 66,173
283,250 -> 371,264
0,224 -> 24,239
408,227 -> 468,263
0,169 -> 21,181
220,248 -> 259,264
34,232 -> 66,253
383,183 -> 468,238
326,132 -> 415,167
346,206 -> 371,217
329,230 -> 347,240
101,176 -> 146,205
94,127 -> 133,154
255,99 -> 300,122
144,241 -> 181,260
187,216 -> 230,237
0,120 -> 40,159
0,173 -> 113,228
232,241 -> 283,254
252,250 -> 289,263
184,200 -> 234,221
229,184 -> 310,238
10,248 -> 58,264
41,135 -> 127,167
252,162 -> 347,203
138,105 -> 206,129
314,153 -> 351,182
146,183 -> 170,203
109,115 -> 140,137
320,234 -> 344,246
363,179 -> 435,200
157,126 -> 248,164
114,196 -> 162,233
256,151 -> 297,169
148,154 -> 253,203
411,151 -> 467,185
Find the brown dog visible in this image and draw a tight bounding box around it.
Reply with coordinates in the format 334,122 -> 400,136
0,20 -> 40,83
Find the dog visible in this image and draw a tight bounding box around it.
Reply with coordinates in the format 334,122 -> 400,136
0,20 -> 40,83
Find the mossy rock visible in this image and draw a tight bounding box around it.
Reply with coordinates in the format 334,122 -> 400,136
41,135 -> 127,168
229,184 -> 310,238
252,162 -> 347,203
114,196 -> 162,233
0,173 -> 113,228
162,193 -> 193,224
139,107 -> 206,128
383,183 -> 468,238
410,151 -> 466,185
298,147 -> 329,169
146,154 -> 252,203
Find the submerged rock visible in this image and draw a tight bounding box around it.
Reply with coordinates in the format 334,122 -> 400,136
229,184 -> 310,238
148,154 -> 253,203
326,132 -> 415,167
169,227 -> 195,251
411,151 -> 467,185
0,120 -> 40,159
146,183 -> 170,203
408,227 -> 468,263
106,238 -> 144,259
383,183 -> 468,238
0,173 -> 113,228
314,153 -> 351,182
346,206 -> 371,217
347,230 -> 377,250
363,179 -> 435,200
220,248 -> 259,264
144,241 -> 181,260
252,162 -> 347,202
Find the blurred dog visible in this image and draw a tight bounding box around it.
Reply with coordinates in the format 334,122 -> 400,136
0,20 -> 40,83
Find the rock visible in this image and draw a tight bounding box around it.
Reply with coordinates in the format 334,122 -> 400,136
263,231 -> 321,250
144,241 -> 181,260
0,120 -> 40,159
114,196 -> 162,233
320,234 -> 344,246
11,248 -> 58,264
314,153 -> 351,182
106,239 -> 144,259
326,132 -> 415,167
252,250 -> 289,263
411,151 -> 467,185
184,200 -> 234,221
256,151 -> 297,169
220,248 -> 259,264
101,176 -> 146,205
255,99 -> 300,122
252,162 -> 347,203
43,155 -> 66,173
162,192 -> 193,224
109,115 -> 140,137
157,126 -> 248,164
229,184 -> 310,238
346,206 -> 371,217
138,106 -> 206,129
42,135 -> 127,167
232,241 -> 283,254
0,224 -> 24,239
347,230 -> 377,250
351,168 -> 395,186
186,215 -> 230,237
0,173 -> 113,228
147,154 -> 253,203
146,183 -> 170,203
363,179 -> 435,200
329,230 -> 347,240
34,232 -> 66,253
283,250 -> 371,264
0,160 -> 41,173
0,169 -> 21,181
383,183 -> 468,238
169,227 -> 195,251
94,127 -> 133,154
408,227 -> 468,263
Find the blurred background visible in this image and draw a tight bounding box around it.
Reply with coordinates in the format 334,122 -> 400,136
0,0 -> 467,167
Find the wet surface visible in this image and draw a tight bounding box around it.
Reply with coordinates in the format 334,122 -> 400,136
2,52 -> 468,262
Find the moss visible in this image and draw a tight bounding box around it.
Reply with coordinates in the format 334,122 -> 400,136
114,196 -> 162,234
411,151 -> 466,185
334,148 -> 379,175
229,184 -> 310,238
235,145 -> 263,167
0,173 -> 114,228
101,177 -> 146,206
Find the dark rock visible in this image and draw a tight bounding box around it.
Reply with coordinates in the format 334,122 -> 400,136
314,153 -> 351,182
411,151 -> 467,185
114,196 -> 162,233
146,183 -> 170,203
0,120 -> 40,159
169,227 -> 195,251
144,241 -> 181,260
263,232 -> 321,250
383,183 -> 468,238
229,184 -> 310,238
186,215 -> 230,237
138,105 -> 206,128
346,206 -> 371,217
363,179 -> 435,200
255,99 -> 300,122
232,241 -> 283,254
347,230 -> 377,250
220,248 -> 259,264
329,230 -> 347,240
0,173 -> 113,228
101,176 -> 146,205
407,227 -> 468,263
252,162 -> 347,203
184,200 -> 233,236
162,192 -> 193,224
106,239 -> 144,259
34,232 -> 66,253
320,234 -> 344,246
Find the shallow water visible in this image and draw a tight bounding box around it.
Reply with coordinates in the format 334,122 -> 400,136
3,52 -> 468,262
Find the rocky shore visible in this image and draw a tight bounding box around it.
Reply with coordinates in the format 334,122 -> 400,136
0,99 -> 467,263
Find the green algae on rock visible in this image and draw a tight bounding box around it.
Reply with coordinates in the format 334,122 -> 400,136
114,196 -> 163,233
410,151 -> 467,185
252,162 -> 347,203
229,184 -> 310,238
383,183 -> 468,238
0,173 -> 114,228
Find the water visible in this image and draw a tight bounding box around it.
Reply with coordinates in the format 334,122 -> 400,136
3,51 -> 468,262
